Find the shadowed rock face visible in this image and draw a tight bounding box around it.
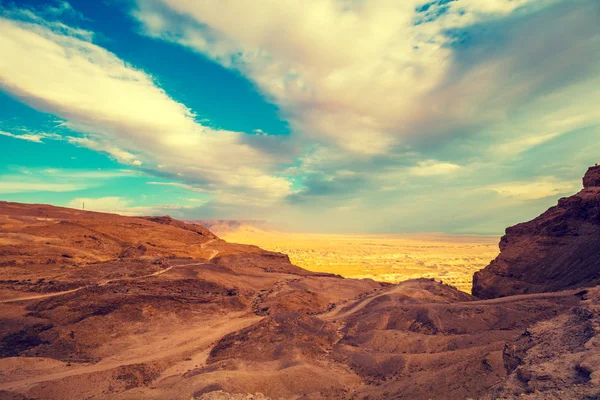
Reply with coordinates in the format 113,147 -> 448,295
582,164 -> 600,188
473,165 -> 600,299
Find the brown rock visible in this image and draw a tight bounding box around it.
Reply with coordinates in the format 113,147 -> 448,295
583,164 -> 600,188
473,165 -> 600,299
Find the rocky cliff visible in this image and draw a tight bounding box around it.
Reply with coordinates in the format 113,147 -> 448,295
473,165 -> 600,299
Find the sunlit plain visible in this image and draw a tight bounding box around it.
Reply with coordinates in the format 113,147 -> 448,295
218,228 -> 500,293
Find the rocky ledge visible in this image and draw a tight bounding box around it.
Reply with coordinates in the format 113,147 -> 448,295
473,165 -> 600,299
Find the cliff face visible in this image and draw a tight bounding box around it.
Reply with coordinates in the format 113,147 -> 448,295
472,165 -> 600,299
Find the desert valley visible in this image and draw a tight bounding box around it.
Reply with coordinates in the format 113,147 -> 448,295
209,228 -> 499,294
1,2 -> 599,398
1,166 -> 600,400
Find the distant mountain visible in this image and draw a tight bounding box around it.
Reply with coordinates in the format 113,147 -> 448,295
189,219 -> 271,234
473,165 -> 600,299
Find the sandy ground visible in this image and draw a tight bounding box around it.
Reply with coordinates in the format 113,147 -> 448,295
0,313 -> 262,393
218,229 -> 499,293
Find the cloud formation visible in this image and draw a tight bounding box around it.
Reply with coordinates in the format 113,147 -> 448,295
132,0 -> 585,154
0,130 -> 61,143
0,167 -> 132,194
128,0 -> 600,231
1,1 -> 599,233
0,7 -> 292,205
489,179 -> 577,201
409,161 -> 462,177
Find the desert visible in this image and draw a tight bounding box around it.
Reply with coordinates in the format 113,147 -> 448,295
1,1 -> 599,398
0,166 -> 599,399
212,229 -> 499,294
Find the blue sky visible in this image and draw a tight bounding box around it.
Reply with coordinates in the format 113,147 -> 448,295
0,0 -> 599,234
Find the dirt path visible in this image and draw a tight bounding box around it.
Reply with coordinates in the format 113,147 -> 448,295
319,290 -> 383,321
200,238 -> 220,260
468,288 -> 580,305
251,277 -> 301,315
319,286 -> 583,321
0,262 -> 208,304
0,313 -> 262,393
0,288 -> 85,304
1,238 -> 222,305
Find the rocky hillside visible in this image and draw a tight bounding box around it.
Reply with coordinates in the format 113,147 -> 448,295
473,165 -> 600,299
0,201 -> 218,265
0,199 -> 599,399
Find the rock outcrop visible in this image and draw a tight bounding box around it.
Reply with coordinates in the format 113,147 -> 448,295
483,288 -> 600,400
473,165 -> 600,299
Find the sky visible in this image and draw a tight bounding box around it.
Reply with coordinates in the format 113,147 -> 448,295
0,0 -> 599,234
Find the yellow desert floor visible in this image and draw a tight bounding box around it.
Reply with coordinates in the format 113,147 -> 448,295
218,229 -> 499,294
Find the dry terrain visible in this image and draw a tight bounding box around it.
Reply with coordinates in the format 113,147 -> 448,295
474,164 -> 600,298
217,229 -> 499,293
2,172 -> 600,400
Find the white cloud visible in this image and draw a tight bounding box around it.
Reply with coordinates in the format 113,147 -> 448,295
0,11 -> 292,205
182,197 -> 207,204
40,168 -> 135,179
0,130 -> 61,143
131,0 -> 566,155
409,160 -> 462,177
0,181 -> 87,194
489,179 -> 576,200
0,168 -> 137,194
0,130 -> 151,169
67,137 -> 140,164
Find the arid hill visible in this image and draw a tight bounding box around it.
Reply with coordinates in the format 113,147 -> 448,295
1,195 -> 599,399
473,165 -> 600,299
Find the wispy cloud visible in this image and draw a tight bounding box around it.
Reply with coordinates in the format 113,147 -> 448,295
0,130 -> 61,143
0,129 -> 148,167
0,8 -> 292,205
0,167 -> 137,194
489,178 -> 576,200
0,181 -> 88,194
409,161 -> 462,177
40,168 -> 136,179
65,196 -> 193,216
147,181 -> 207,192
67,137 -> 142,166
